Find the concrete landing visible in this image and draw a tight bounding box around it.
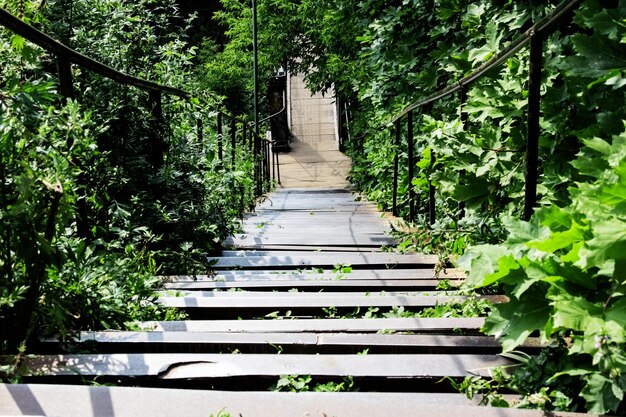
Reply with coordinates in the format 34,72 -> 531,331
280,75 -> 351,188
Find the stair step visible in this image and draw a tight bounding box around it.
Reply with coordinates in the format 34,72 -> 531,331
157,293 -> 498,309
209,252 -> 438,269
8,353 -> 510,379
163,269 -> 464,281
4,384 -> 569,417
49,332 -> 542,354
163,279 -> 451,291
135,317 -> 486,333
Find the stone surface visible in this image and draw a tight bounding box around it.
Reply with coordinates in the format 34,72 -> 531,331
279,75 -> 351,188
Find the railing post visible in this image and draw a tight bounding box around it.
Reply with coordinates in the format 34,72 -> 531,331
407,110 -> 415,223
56,56 -> 74,101
265,139 -> 271,189
249,125 -> 254,152
458,85 -> 468,221
242,123 -> 248,152
270,143 -> 276,181
422,103 -> 436,226
406,110 -> 415,222
392,120 -> 400,217
217,112 -> 223,161
524,32 -> 543,221
231,119 -> 237,170
254,131 -> 261,196
429,148 -> 436,226
197,118 -> 203,143
148,90 -> 165,170
275,148 -> 281,185
57,56 -> 90,239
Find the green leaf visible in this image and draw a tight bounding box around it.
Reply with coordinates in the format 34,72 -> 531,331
458,245 -> 511,288
535,205 -> 572,232
483,285 -> 551,352
581,373 -> 622,414
564,34 -> 626,82
551,294 -> 603,333
452,178 -> 490,208
578,219 -> 626,269
503,216 -> 549,244
527,220 -> 586,254
605,298 -> 626,337
481,254 -> 526,288
582,137 -> 613,156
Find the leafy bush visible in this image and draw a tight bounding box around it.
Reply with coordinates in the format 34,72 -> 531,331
460,128 -> 626,414
1,0 -> 257,355
247,0 -> 626,412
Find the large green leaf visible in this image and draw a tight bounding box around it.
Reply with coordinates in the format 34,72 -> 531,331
527,220 -> 586,254
581,373 -> 623,414
551,294 -> 603,333
483,285 -> 551,352
578,219 -> 626,269
502,216 -> 550,246
458,244 -> 511,288
451,178 -> 490,208
535,205 -> 572,232
564,34 -> 626,83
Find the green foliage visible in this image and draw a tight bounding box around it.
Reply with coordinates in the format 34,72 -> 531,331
251,0 -> 626,413
273,374 -> 356,393
273,374 -> 312,392
459,128 -> 626,413
0,0 -> 258,354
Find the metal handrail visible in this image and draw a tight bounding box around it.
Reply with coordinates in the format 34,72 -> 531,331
0,8 -> 189,97
391,0 -> 582,123
383,0 -> 583,223
0,6 -> 278,195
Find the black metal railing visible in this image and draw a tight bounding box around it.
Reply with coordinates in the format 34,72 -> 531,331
0,7 -> 278,198
380,0 -> 582,223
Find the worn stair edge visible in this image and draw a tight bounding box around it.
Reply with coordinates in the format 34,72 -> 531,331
157,290 -> 462,298
223,243 -> 395,250
156,294 -> 504,309
219,245 -> 391,252
219,250 -> 401,257
6,353 -> 509,378
134,317 -> 486,333
161,269 -> 465,281
3,384 -> 597,417
163,279 -> 457,290
223,236 -> 397,248
209,253 -> 439,268
54,332 -> 543,350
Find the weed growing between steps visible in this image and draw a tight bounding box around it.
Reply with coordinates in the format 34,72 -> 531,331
272,375 -> 357,393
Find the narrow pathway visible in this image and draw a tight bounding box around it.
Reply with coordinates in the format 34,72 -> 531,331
0,81 -> 592,417
278,74 -> 351,188
2,189 -> 577,417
